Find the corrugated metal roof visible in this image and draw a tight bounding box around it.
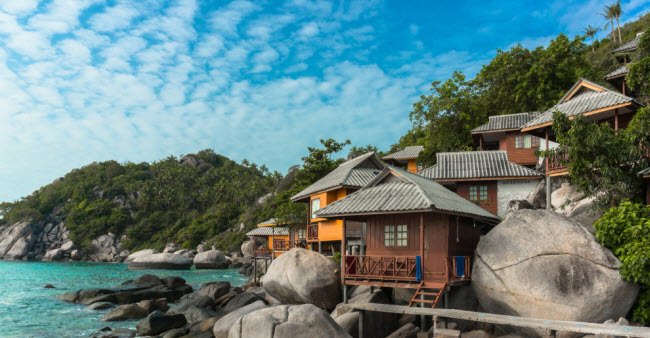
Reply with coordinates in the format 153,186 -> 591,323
382,146 -> 424,160
257,218 -> 277,226
291,152 -> 384,201
246,227 -> 289,236
315,165 -> 500,221
604,65 -> 628,79
471,112 -> 541,133
638,167 -> 650,176
418,151 -> 543,180
613,33 -> 642,54
521,79 -> 635,130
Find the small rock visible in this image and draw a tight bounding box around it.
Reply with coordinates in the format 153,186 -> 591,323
138,298 -> 169,313
136,311 -> 187,336
133,274 -> 162,287
86,302 -> 114,311
44,284 -> 56,289
196,281 -> 231,301
101,304 -> 148,322
161,276 -> 187,289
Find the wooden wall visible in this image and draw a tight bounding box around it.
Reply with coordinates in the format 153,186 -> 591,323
365,213 -> 422,256
447,216 -> 481,257
499,131 -> 538,165
455,181 -> 498,215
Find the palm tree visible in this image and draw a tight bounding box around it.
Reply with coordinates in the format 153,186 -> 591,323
583,25 -> 600,51
600,5 -> 616,42
611,0 -> 623,43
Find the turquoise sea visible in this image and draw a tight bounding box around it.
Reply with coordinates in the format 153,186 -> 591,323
0,260 -> 248,337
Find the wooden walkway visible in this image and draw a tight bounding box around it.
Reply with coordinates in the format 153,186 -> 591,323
339,302 -> 650,338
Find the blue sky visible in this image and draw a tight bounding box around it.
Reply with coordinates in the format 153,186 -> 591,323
0,0 -> 648,202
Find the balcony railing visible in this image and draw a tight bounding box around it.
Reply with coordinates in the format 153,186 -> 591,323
273,239 -> 291,251
254,246 -> 271,256
294,239 -> 307,248
447,256 -> 471,282
344,255 -> 418,281
547,152 -> 569,171
307,224 -> 318,241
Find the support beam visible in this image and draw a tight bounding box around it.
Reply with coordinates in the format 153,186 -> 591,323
614,108 -> 619,131
319,241 -> 323,254
342,217 -> 347,304
545,127 -> 549,174
358,309 -> 364,338
546,176 -> 552,210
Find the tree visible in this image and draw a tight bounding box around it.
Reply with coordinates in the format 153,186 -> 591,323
583,25 -> 600,51
601,5 -> 616,42
540,109 -> 650,209
611,0 -> 623,43
348,145 -> 379,159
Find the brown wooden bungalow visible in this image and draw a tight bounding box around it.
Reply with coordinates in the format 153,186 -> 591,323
604,32 -> 642,96
521,78 -> 642,177
314,165 -> 500,308
382,145 -> 425,173
246,218 -> 309,259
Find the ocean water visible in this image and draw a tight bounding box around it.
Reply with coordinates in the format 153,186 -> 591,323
0,260 -> 248,337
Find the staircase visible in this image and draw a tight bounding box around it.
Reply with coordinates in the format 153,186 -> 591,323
408,281 -> 447,308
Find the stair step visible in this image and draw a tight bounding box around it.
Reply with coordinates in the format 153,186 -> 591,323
416,291 -> 440,296
410,299 -> 435,304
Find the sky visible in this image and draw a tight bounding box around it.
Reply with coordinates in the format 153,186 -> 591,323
0,0 -> 648,202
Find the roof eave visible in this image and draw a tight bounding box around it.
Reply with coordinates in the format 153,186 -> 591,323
290,184 -> 361,202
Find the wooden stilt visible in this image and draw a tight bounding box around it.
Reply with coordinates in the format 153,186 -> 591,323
358,309 -> 364,338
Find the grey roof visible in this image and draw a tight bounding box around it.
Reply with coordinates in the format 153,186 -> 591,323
613,33 -> 642,54
314,166 -> 500,221
471,112 -> 541,133
521,79 -> 636,130
246,226 -> 289,236
382,145 -> 424,160
418,151 -> 543,180
604,65 -> 628,79
291,152 -> 384,201
257,218 -> 279,226
639,167 -> 650,177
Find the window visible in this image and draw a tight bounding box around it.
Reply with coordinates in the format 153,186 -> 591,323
470,186 -> 488,201
297,228 -> 306,240
515,135 -> 537,149
531,136 -> 540,148
311,198 -> 321,219
522,135 -> 532,148
515,136 -> 523,148
384,225 -> 408,247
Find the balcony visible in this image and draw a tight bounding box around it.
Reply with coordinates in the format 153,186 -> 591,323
253,245 -> 272,257
447,256 -> 471,282
307,224 -> 318,241
344,255 -> 418,281
273,239 -> 291,251
547,152 -> 569,174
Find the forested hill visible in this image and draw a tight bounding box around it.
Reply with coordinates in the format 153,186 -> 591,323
0,149 -> 281,252
390,12 -> 650,166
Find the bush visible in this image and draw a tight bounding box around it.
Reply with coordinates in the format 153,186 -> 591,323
594,201 -> 650,324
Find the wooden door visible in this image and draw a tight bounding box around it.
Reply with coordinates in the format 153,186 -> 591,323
422,214 -> 447,282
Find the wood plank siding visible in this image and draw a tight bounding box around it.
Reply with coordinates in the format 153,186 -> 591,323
499,131 -> 538,165
309,188 -> 353,242
455,181 -> 498,215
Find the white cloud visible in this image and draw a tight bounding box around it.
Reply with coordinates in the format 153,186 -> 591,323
89,1 -> 140,32
298,22 -> 319,39
210,0 -> 259,35
0,0 -> 40,16
409,24 -> 419,35
28,0 -> 93,35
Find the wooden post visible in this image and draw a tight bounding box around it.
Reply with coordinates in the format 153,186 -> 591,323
623,81 -> 626,96
253,258 -> 257,285
319,241 -> 323,254
358,309 -> 364,338
614,108 -> 619,131
342,217 -> 347,304
545,127 -> 552,210
271,226 -> 275,262
545,127 -> 549,173
479,136 -> 483,151
420,292 -> 425,332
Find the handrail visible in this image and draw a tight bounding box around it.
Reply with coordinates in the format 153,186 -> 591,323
307,224 -> 318,241
547,152 -> 568,171
273,239 -> 291,251
447,256 -> 471,281
344,255 -> 418,280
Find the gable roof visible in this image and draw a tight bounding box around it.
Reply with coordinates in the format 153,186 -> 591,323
639,167 -> 650,177
382,145 -> 424,160
418,151 -> 543,180
258,218 -> 279,227
247,226 -> 289,236
604,65 -> 628,80
521,79 -> 637,131
290,152 -> 384,202
471,112 -> 541,133
613,32 -> 642,54
314,166 -> 500,221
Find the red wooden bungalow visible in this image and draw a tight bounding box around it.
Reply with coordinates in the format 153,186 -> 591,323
315,165 -> 500,308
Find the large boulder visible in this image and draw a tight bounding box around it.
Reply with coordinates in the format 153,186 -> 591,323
213,301 -> 268,338
241,241 -> 254,258
128,253 -> 192,270
101,304 -> 148,321
220,292 -> 265,314
195,281 -> 231,301
527,179 -> 546,209
125,249 -> 159,263
4,236 -> 34,260
136,311 -> 187,336
60,240 -> 76,253
193,250 -> 229,269
229,304 -> 351,338
472,209 -> 639,326
43,248 -> 64,261
163,243 -> 179,253
262,248 -> 341,310
561,195 -> 605,232
551,183 -> 584,210
0,221 -> 36,259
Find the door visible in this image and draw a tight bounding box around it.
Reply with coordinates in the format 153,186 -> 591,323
422,214 -> 447,282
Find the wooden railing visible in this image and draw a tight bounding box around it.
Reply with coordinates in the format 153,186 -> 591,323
547,153 -> 569,171
254,246 -> 271,256
273,239 -> 291,251
447,256 -> 472,281
344,255 -> 418,281
294,240 -> 307,248
307,224 -> 318,241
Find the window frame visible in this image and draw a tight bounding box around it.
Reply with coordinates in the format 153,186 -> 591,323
384,224 -> 408,247
470,185 -> 488,202
515,136 -> 523,148
310,198 -> 321,220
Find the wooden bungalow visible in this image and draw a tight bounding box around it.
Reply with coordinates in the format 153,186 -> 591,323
315,165 -> 500,308
382,146 -> 425,173
470,112 -> 542,167
246,218 -> 308,258
640,168 -> 650,205
418,151 -> 543,218
604,32 -> 643,96
521,78 -> 642,177
290,152 -> 384,254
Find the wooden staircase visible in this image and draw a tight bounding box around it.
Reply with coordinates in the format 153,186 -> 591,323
408,281 -> 447,308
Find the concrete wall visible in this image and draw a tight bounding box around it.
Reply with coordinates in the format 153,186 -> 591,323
497,179 -> 542,217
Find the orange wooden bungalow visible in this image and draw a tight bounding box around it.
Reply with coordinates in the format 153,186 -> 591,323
382,145 -> 425,173
290,152 -> 384,254
521,78 -> 642,178
315,165 -> 500,308
246,218 -> 308,258
470,112 -> 542,167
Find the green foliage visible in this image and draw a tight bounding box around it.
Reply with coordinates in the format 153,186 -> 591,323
332,252 -> 341,265
348,145 -> 380,159
628,27 -> 650,101
594,202 -> 650,324
1,149 -> 278,251
541,108 -> 650,208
